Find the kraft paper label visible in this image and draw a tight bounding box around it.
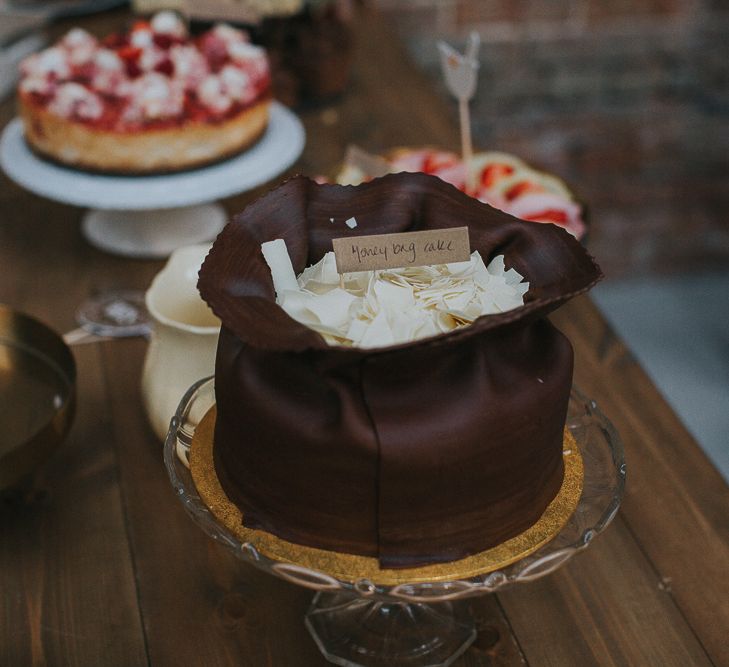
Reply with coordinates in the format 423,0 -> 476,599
332,227 -> 471,273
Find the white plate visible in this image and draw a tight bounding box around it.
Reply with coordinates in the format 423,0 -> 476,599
0,101 -> 305,210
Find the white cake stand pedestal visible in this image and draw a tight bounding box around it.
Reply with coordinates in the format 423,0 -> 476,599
79,205 -> 229,258
0,102 -> 305,258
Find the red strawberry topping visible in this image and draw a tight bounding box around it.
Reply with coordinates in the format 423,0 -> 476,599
153,33 -> 179,50
199,34 -> 229,72
505,181 -> 544,201
118,45 -> 142,78
20,14 -> 270,131
127,60 -> 142,78
118,45 -> 142,62
70,63 -> 94,84
480,163 -> 514,188
103,32 -> 128,49
522,209 -> 569,224
423,153 -> 458,174
183,92 -> 210,122
154,58 -> 174,76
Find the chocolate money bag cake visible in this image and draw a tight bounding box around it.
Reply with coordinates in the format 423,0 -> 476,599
198,173 -> 601,569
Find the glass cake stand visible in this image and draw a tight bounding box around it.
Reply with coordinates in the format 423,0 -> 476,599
164,378 -> 625,667
0,102 -> 304,258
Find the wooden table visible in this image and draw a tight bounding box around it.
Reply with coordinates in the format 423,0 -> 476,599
1,8 -> 727,667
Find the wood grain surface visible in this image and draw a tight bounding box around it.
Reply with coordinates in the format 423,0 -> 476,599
1,6 -> 727,667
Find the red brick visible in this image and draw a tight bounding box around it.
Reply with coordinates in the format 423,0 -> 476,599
455,0 -> 526,26
376,0 -> 729,278
523,0 -> 575,22
376,4 -> 440,37
587,0 -> 686,23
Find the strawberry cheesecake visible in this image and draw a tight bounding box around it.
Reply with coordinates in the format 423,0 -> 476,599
336,148 -> 587,240
17,12 -> 271,173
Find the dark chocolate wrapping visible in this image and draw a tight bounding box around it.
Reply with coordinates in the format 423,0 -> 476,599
199,173 -> 602,568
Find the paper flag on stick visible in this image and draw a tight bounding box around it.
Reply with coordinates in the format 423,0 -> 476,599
438,32 -> 481,186
438,32 -> 480,101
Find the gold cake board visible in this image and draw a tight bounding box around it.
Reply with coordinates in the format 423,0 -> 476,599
190,407 -> 583,586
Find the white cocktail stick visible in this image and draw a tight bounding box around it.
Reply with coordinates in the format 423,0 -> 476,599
438,32 -> 481,189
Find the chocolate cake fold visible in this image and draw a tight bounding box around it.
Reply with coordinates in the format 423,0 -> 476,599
198,173 -> 601,353
198,173 -> 602,568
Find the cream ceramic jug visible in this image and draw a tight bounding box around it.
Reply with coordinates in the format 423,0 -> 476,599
141,244 -> 220,441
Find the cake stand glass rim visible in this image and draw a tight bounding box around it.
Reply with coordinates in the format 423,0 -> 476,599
164,377 -> 625,602
568,385 -> 626,537
190,407 -> 583,585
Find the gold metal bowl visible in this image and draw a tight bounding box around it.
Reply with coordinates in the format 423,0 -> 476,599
0,305 -> 76,492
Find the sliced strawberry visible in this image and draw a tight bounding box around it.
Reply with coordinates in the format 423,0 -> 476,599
155,58 -> 174,76
183,92 -> 209,122
125,60 -> 141,78
117,45 -> 142,78
507,192 -> 585,239
199,34 -> 229,72
103,32 -> 128,49
433,162 -> 466,189
118,45 -> 142,62
71,63 -> 94,84
504,180 -> 544,201
522,209 -> 569,224
154,33 -> 172,50
95,100 -> 123,130
423,151 -> 458,174
480,163 -> 514,189
28,91 -> 53,108
152,33 -> 183,50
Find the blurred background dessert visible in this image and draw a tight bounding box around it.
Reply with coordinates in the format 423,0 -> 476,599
135,0 -> 355,106
355,0 -> 729,478
332,145 -> 588,240
17,12 -> 272,172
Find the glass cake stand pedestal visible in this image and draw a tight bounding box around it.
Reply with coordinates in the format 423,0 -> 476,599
164,378 -> 625,667
0,102 -> 305,258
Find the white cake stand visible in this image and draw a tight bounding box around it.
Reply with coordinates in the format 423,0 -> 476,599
0,102 -> 305,258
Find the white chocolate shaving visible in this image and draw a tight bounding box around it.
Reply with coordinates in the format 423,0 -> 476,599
262,240 -> 529,349
261,239 -> 300,295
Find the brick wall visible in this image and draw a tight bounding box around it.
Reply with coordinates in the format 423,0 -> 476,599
374,0 -> 729,278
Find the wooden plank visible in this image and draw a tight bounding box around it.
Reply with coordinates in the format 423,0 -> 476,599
497,519 -> 712,666
553,298 -> 729,665
0,346 -> 150,667
102,339 -> 331,666
102,338 -> 528,667
0,189 -> 148,666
